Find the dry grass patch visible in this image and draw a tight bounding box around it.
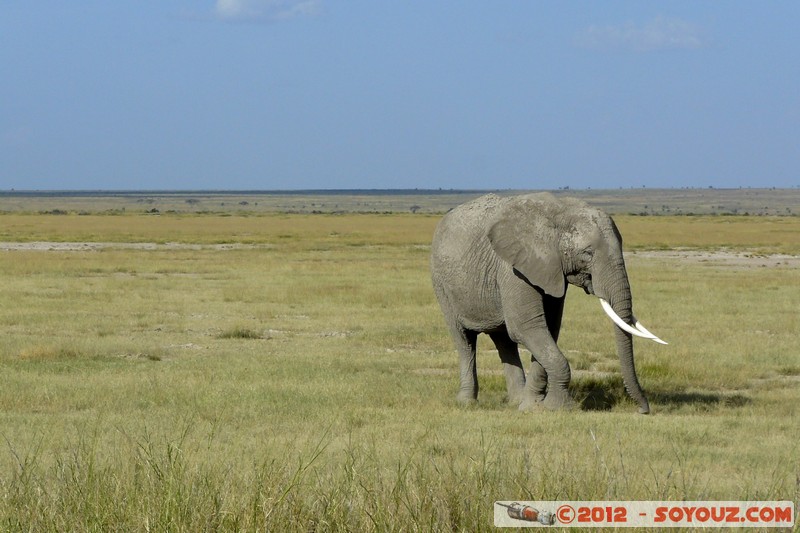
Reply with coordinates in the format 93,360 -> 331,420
1,211 -> 798,530
615,215 -> 800,253
17,344 -> 80,361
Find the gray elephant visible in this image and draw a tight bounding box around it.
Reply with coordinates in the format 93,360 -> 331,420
430,193 -> 666,414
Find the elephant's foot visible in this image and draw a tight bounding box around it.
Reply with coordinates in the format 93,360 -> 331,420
503,369 -> 526,407
505,387 -> 528,407
515,382 -> 545,408
506,395 -> 526,408
541,389 -> 576,411
518,397 -> 545,412
456,390 -> 478,406
517,387 -> 546,410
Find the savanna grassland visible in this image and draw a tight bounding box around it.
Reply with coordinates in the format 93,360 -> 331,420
1,194 -> 799,531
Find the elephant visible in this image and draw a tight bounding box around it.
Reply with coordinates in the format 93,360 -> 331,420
430,192 -> 666,414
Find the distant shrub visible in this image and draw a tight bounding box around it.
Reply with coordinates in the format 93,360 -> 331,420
217,327 -> 263,340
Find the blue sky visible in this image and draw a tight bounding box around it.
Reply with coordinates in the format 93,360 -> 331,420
2,1 -> 799,190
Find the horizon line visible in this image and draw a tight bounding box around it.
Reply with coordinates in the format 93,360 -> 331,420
2,186 -> 797,196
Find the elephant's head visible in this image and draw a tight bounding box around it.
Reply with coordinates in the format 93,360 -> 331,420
487,193 -> 666,414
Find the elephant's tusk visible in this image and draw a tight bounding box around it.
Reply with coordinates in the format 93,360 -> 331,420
599,299 -> 649,338
599,299 -> 667,344
633,318 -> 669,345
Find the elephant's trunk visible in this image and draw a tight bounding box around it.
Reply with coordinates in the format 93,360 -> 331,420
596,262 -> 651,414
612,311 -> 650,414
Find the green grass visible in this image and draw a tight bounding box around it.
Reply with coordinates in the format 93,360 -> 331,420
1,211 -> 799,531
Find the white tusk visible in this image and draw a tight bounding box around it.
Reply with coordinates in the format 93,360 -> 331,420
599,299 -> 651,338
599,298 -> 664,343
633,319 -> 669,345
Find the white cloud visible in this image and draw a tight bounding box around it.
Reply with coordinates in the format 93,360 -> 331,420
576,16 -> 706,52
214,0 -> 321,22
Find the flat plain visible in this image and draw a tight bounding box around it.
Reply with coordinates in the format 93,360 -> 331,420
2,186 -> 800,215
1,191 -> 798,531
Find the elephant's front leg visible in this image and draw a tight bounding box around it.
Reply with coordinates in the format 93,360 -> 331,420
503,287 -> 574,411
525,357 -> 547,404
523,336 -> 574,411
521,292 -> 564,407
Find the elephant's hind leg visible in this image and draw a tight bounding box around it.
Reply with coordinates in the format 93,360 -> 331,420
449,324 -> 479,404
488,330 -> 526,406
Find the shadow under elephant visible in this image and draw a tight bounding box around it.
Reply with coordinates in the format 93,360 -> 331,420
570,374 -> 752,412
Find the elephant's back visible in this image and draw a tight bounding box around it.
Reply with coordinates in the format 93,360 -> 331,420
447,193 -> 503,222
431,194 -> 503,281
432,194 -> 503,248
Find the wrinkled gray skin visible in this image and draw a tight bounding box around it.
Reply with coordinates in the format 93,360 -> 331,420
431,193 -> 650,414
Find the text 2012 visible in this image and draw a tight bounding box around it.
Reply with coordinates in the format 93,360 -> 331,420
558,505 -> 628,524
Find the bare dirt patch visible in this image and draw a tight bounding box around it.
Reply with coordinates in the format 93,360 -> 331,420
0,242 -> 267,252
3,242 -> 798,270
628,249 -> 800,269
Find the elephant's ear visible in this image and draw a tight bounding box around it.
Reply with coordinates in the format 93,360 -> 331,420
486,199 -> 566,298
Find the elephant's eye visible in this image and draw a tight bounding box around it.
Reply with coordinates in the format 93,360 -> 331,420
578,248 -> 593,264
